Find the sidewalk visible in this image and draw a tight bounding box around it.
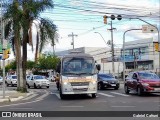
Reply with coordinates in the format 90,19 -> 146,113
0,90 -> 32,102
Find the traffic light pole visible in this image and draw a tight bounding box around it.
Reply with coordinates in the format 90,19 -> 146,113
130,18 -> 160,74
2,48 -> 5,99
1,1 -> 5,99
123,29 -> 142,82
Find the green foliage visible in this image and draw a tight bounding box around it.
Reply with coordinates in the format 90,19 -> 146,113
27,60 -> 36,70
37,55 -> 60,70
5,61 -> 16,72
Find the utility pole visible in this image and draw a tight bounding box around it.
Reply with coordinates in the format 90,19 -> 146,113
68,32 -> 78,49
108,21 -> 116,75
1,1 -> 5,99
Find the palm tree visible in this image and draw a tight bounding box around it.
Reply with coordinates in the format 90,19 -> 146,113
21,0 -> 58,90
36,18 -> 59,62
4,0 -> 58,92
4,0 -> 24,91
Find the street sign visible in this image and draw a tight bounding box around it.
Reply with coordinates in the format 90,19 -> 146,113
0,55 -> 2,60
0,43 -> 11,54
142,24 -> 157,33
3,39 -> 8,49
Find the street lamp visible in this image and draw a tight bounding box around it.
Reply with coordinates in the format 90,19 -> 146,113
94,32 -> 108,46
94,32 -> 109,73
123,29 -> 142,82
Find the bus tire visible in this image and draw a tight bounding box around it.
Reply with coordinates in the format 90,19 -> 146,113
60,89 -> 65,100
92,93 -> 96,98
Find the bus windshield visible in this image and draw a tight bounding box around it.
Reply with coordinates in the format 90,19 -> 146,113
62,57 -> 95,75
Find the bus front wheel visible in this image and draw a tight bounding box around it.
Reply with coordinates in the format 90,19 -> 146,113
60,89 -> 65,100
91,93 -> 96,98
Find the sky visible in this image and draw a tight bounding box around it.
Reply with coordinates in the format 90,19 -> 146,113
8,0 -> 160,60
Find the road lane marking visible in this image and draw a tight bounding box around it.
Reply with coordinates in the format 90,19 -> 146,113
111,106 -> 136,107
10,108 -> 33,109
98,92 -> 115,97
36,92 -> 49,100
61,106 -> 84,108
0,99 -> 41,108
110,92 -> 130,97
55,93 -> 60,99
22,93 -> 39,101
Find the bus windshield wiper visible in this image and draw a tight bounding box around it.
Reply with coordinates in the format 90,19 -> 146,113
63,72 -> 78,75
78,72 -> 94,75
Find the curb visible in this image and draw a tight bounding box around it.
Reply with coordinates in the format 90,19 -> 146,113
0,92 -> 34,103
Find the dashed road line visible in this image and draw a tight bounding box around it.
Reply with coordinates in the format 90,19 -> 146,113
10,107 -> 33,109
61,106 -> 84,108
110,92 -> 130,97
111,106 -> 136,108
98,92 -> 115,97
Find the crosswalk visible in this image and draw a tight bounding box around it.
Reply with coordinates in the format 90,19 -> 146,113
49,91 -> 130,99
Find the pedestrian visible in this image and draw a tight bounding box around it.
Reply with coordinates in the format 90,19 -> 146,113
55,73 -> 60,90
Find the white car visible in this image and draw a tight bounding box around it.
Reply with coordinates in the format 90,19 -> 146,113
27,75 -> 50,88
6,75 -> 17,87
47,75 -> 56,82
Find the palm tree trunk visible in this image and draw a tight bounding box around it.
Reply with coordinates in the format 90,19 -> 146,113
22,31 -> 27,92
14,31 -> 23,91
35,31 -> 39,63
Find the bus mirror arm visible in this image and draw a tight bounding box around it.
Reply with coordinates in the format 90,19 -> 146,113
96,64 -> 101,71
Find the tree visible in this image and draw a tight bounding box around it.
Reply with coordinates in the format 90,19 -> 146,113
4,0 -> 24,92
27,60 -> 36,70
37,55 -> 60,71
4,0 -> 58,92
21,0 -> 58,92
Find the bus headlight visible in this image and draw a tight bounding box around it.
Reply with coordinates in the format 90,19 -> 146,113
63,82 -> 71,85
63,82 -> 68,85
91,81 -> 96,84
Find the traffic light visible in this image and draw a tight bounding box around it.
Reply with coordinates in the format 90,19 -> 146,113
153,42 -> 159,52
3,49 -> 10,59
103,15 -> 107,24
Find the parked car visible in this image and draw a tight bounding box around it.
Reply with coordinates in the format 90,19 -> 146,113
47,75 -> 56,82
5,75 -> 17,87
124,71 -> 160,95
0,76 -> 3,85
26,75 -> 50,88
97,73 -> 120,90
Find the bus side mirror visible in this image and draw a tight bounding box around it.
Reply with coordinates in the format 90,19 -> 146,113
56,63 -> 61,73
96,64 -> 101,71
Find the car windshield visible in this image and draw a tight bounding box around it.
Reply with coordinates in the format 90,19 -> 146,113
138,73 -> 159,80
12,76 -> 17,79
62,57 -> 95,75
34,76 -> 45,80
99,74 -> 114,78
27,76 -> 30,79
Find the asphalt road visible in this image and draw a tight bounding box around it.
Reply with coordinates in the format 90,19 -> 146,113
0,82 -> 160,120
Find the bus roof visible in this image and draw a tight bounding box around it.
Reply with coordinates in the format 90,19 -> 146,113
62,53 -> 93,58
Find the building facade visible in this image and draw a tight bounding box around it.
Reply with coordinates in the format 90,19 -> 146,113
121,38 -> 158,73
